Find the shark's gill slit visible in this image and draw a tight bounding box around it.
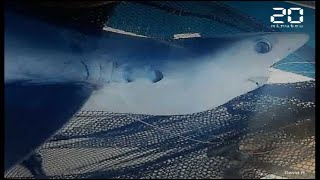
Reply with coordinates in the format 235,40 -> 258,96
98,63 -> 103,81
80,60 -> 90,80
123,66 -> 134,83
152,70 -> 163,83
125,76 -> 134,83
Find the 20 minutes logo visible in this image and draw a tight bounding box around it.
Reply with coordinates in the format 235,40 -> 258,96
270,7 -> 304,28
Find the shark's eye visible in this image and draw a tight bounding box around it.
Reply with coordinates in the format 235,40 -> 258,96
255,40 -> 272,54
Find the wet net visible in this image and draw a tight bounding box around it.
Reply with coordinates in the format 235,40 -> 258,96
5,1 -> 315,179
5,81 -> 315,179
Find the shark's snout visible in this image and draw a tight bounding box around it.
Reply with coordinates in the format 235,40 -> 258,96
286,33 -> 309,49
265,33 -> 309,66
278,33 -> 309,54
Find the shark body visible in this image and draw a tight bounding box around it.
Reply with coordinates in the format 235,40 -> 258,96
5,11 -> 309,115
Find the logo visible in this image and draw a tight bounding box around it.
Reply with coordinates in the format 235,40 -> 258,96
270,7 -> 303,28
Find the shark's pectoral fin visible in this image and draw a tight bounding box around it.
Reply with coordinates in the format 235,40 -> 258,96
5,82 -> 94,170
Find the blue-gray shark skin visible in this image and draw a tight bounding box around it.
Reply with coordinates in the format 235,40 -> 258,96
5,11 -> 309,115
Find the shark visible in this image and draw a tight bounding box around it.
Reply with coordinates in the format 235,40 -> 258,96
5,11 -> 309,115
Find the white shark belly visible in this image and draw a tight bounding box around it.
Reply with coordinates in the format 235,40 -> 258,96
81,61 -> 261,115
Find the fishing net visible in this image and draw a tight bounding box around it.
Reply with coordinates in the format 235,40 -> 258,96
5,1 -> 315,179
5,81 -> 315,179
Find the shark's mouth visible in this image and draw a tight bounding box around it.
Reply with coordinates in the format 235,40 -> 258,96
248,76 -> 269,87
